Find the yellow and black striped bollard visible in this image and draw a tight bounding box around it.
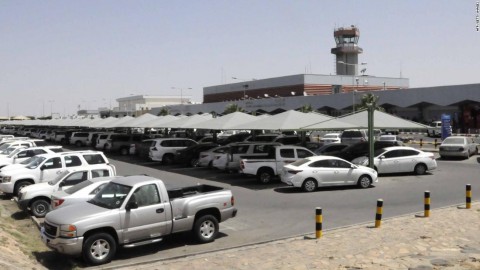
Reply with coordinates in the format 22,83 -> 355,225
375,199 -> 383,228
315,207 -> 322,238
466,184 -> 472,209
424,191 -> 430,217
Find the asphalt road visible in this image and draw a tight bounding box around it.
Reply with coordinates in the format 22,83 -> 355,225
96,148 -> 480,269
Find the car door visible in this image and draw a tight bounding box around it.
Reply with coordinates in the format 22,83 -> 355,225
330,159 -> 356,185
122,183 -> 169,243
396,149 -> 421,172
40,157 -> 64,181
277,148 -> 296,173
376,150 -> 402,173
308,160 -> 338,186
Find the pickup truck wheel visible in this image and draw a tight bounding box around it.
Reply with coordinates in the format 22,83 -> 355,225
82,233 -> 116,266
14,181 -> 31,196
257,168 -> 274,184
75,141 -> 82,147
30,199 -> 51,218
193,215 -> 219,243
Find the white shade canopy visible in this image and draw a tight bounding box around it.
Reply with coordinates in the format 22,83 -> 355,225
230,110 -> 332,130
184,112 -> 258,130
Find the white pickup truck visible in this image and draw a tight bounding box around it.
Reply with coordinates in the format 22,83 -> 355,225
0,151 -> 110,196
426,121 -> 442,137
41,175 -> 237,265
239,145 -> 315,183
15,164 -> 116,218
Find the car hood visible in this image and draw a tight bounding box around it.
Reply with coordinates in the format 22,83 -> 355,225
21,182 -> 52,193
0,165 -> 29,174
45,201 -> 114,225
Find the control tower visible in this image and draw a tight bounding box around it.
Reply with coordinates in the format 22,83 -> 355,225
331,25 -> 363,76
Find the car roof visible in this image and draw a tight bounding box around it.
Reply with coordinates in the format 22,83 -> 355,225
380,146 -> 418,151
304,155 -> 347,162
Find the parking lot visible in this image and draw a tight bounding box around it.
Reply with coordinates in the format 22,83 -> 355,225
0,132 -> 479,268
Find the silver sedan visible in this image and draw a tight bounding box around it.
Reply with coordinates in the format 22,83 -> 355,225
439,136 -> 478,159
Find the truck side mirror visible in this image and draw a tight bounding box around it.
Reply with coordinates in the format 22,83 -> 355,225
125,201 -> 138,211
40,165 -> 45,171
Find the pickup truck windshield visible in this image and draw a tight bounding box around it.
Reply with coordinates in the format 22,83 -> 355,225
89,182 -> 131,209
25,156 -> 46,169
7,148 -> 24,158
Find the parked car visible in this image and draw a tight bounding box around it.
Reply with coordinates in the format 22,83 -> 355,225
217,132 -> 251,145
69,132 -> 90,147
240,145 -> 315,183
42,175 -> 237,265
198,145 -> 230,168
340,129 -> 368,145
104,133 -> 146,155
148,138 -> 197,164
319,133 -> 341,144
439,136 -> 478,159
50,176 -> 118,210
212,142 -> 282,172
0,150 -> 110,196
15,164 -> 116,217
0,145 -> 63,169
281,156 -> 378,192
378,135 -> 404,145
351,146 -> 437,175
328,141 -> 404,161
314,143 -> 350,155
174,143 -> 220,167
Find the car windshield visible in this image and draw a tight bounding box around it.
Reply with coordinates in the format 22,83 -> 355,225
48,171 -> 71,185
25,156 -> 46,169
20,157 -> 34,165
65,180 -> 94,194
7,148 -> 24,158
88,182 -> 131,209
0,147 -> 16,155
443,138 -> 465,144
373,148 -> 388,157
0,144 -> 11,151
290,158 -> 310,167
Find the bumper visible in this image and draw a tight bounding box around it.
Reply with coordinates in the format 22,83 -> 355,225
439,150 -> 467,157
40,227 -> 84,256
0,183 -> 14,194
220,207 -> 238,222
14,197 -> 30,212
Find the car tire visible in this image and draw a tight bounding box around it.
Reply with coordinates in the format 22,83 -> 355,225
302,178 -> 317,192
357,175 -> 372,189
75,141 -> 82,147
193,215 -> 219,243
30,198 -> 51,218
414,164 -> 427,175
14,180 -> 31,197
257,168 -> 274,184
82,232 -> 117,266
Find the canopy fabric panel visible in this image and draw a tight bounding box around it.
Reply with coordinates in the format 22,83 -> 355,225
185,112 -> 258,130
230,110 -> 332,130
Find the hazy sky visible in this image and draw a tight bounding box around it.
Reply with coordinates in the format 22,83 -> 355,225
1,1 -> 479,117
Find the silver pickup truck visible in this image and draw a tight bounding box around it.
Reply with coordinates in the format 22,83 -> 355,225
41,175 -> 237,265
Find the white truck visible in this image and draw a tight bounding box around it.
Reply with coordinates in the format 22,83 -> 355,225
41,175 -> 237,265
0,151 -> 110,196
426,121 -> 442,137
15,164 -> 116,217
239,145 -> 315,183
0,145 -> 63,169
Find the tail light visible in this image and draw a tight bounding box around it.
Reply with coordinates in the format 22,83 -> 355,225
287,170 -> 303,174
200,155 -> 208,159
240,160 -> 245,170
53,199 -> 64,208
231,196 -> 235,206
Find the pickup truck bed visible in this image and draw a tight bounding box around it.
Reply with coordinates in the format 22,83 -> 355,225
168,185 -> 224,199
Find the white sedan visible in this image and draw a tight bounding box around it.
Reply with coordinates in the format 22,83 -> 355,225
50,176 -> 118,210
281,156 -> 378,192
352,146 -> 437,175
319,133 -> 341,144
439,136 -> 478,159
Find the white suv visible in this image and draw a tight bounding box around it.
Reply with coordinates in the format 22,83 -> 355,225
148,138 -> 197,164
69,132 -> 90,147
0,145 -> 63,169
0,150 -> 110,196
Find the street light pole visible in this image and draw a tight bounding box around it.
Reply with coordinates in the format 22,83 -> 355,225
172,87 -> 192,104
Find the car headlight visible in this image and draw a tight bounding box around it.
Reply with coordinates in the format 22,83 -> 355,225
2,176 -> 11,182
59,224 -> 77,238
